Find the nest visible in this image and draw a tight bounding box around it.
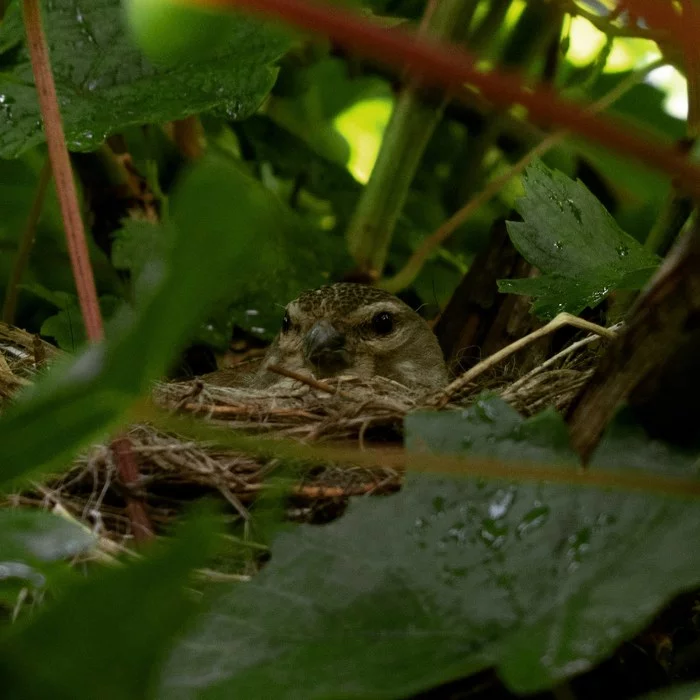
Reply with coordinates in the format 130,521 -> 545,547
0,320 -> 601,548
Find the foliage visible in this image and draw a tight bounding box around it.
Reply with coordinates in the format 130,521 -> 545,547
0,509 -> 95,607
0,507 -> 220,700
0,153 -> 314,485
498,160 -> 661,319
160,398 -> 700,698
0,0 -> 290,158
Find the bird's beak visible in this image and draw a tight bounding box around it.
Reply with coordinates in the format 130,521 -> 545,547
303,320 -> 349,373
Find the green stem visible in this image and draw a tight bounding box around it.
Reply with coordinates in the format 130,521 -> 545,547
94,142 -> 134,188
644,189 -> 695,256
456,2 -> 564,202
645,130 -> 697,256
2,158 -> 52,324
345,0 -> 477,275
468,0 -> 512,54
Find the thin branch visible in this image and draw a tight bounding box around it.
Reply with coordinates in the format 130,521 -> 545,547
503,322 -> 624,396
559,0 -> 662,40
192,0 -> 700,195
3,158 -> 52,324
381,57 -> 665,293
23,0 -> 103,341
434,313 -> 618,408
183,403 -> 319,419
266,363 -> 337,394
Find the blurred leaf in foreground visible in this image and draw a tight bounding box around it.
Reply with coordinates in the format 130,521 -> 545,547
158,397 -> 700,698
498,160 -> 660,319
0,510 -> 95,606
0,509 -> 94,564
0,507 -> 220,700
0,153 -> 296,486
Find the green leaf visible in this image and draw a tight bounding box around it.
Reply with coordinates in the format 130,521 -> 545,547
19,282 -> 75,310
498,160 -> 661,319
0,0 -> 290,158
21,285 -> 123,350
0,153 -> 294,486
407,393 -> 579,465
111,219 -> 169,280
0,374 -> 132,488
0,509 -> 94,563
0,506 -> 220,700
169,152 -> 347,339
0,1 -> 23,54
40,306 -> 92,350
160,398 -> 700,698
0,510 -> 95,598
237,114 -> 362,225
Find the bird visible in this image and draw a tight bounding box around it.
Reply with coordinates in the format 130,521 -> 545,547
254,283 -> 448,390
204,283 -> 448,391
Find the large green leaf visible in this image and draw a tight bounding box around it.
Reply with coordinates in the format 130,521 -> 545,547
0,0 -> 290,158
0,507 -> 219,700
498,160 -> 661,319
114,151 -> 348,339
159,398 -> 700,698
0,153 -> 302,486
175,157 -> 347,339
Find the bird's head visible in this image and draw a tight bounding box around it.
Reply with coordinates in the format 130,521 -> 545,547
258,283 -> 448,390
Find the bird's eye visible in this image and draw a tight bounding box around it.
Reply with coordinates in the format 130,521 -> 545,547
371,311 -> 394,335
281,312 -> 291,333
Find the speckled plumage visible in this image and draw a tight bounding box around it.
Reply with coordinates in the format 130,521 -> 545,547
293,284 -> 398,317
254,283 -> 448,390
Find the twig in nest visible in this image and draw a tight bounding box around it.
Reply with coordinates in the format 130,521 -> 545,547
265,364 -> 412,413
182,403 -> 319,420
266,364 -> 338,394
292,484 -> 385,498
504,322 -> 623,396
434,313 -> 618,407
195,568 -> 251,583
217,483 -> 251,521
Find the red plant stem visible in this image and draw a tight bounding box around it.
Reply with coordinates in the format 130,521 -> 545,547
23,0 -> 103,341
112,436 -> 154,544
188,0 -> 700,196
24,1 -> 153,542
